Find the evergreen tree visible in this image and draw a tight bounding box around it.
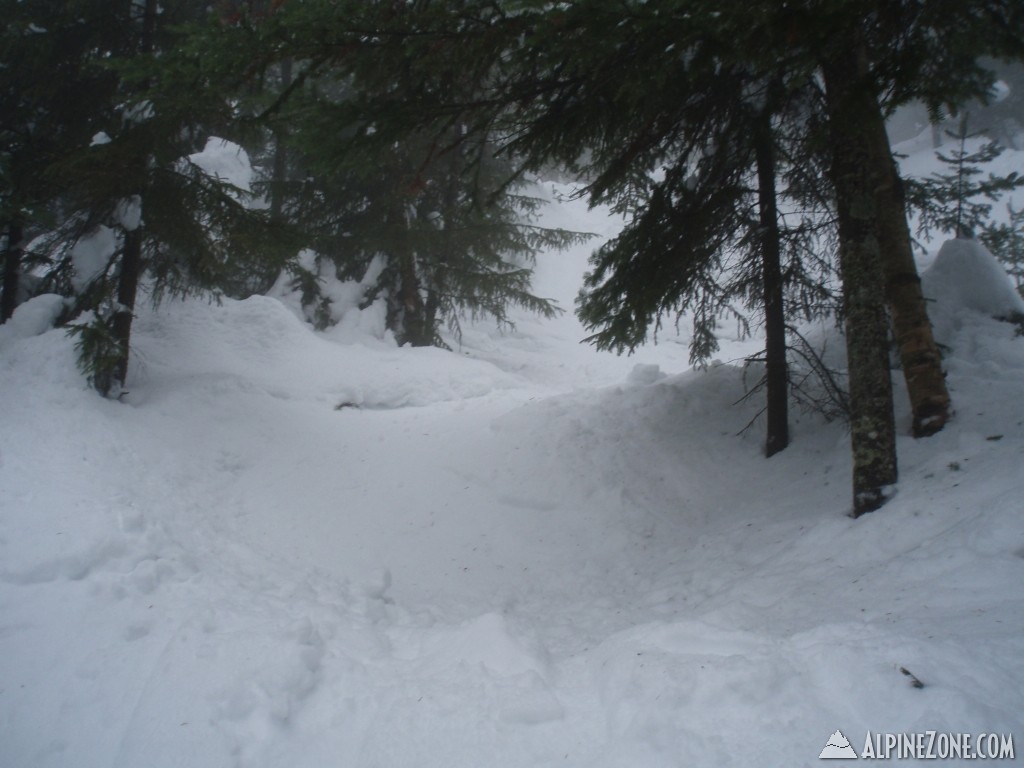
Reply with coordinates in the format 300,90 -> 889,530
907,115 -> 1024,241
494,3 -> 839,457
548,0 -> 1022,510
50,1 -> 288,395
289,0 -> 1024,512
0,0 -> 118,322
15,0 -> 1018,511
227,4 -> 580,347
981,202 -> 1024,295
492,0 -> 1016,509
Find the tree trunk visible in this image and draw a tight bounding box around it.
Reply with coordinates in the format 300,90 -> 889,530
107,227 -> 143,394
140,0 -> 157,52
396,246 -> 426,345
754,108 -> 789,458
387,199 -> 427,346
95,0 -> 156,396
1,219 -> 24,323
867,107 -> 951,437
424,288 -> 439,343
822,40 -> 898,517
423,126 -> 464,348
269,58 -> 292,222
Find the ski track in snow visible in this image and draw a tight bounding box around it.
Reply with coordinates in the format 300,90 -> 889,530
2,175 -> 1024,767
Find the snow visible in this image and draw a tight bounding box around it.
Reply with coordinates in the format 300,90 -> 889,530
2,165 -> 1024,766
922,238 -> 1024,332
188,138 -> 255,193
122,99 -> 154,124
114,195 -> 143,232
69,225 -> 117,291
992,79 -> 1010,103
0,294 -> 65,346
268,250 -> 391,343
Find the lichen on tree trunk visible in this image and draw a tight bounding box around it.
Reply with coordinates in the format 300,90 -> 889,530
822,38 -> 899,517
866,107 -> 951,437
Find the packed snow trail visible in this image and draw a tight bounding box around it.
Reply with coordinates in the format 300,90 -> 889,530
2,180 -> 1024,767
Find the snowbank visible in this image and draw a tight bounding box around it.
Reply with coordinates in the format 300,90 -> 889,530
923,237 -> 1024,330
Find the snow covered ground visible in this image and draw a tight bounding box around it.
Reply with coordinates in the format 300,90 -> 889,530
2,146 -> 1024,767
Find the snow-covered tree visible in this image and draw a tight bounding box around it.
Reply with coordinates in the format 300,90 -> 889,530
221,6 -> 582,347
50,1 -> 287,396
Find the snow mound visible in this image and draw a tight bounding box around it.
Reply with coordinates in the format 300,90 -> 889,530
626,363 -> 666,386
391,612 -> 549,679
0,293 -> 65,347
130,293 -> 523,408
922,238 -> 1024,343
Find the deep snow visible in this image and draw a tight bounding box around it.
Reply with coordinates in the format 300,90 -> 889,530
1,141 -> 1023,768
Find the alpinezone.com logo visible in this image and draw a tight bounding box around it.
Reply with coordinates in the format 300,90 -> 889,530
820,729 -> 1016,760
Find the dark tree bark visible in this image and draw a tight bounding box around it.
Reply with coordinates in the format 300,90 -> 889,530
866,108 -> 951,437
269,58 -> 292,222
104,227 -> 144,395
423,287 -> 439,342
1,220 -> 24,323
396,244 -> 427,346
96,0 -> 158,396
822,39 -> 898,517
386,198 -> 427,346
754,108 -> 789,458
423,128 -> 463,347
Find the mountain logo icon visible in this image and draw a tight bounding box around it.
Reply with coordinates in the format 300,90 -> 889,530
819,730 -> 858,759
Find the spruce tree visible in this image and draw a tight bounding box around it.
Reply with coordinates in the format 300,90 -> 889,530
0,0 -> 119,322
50,1 -> 287,395
907,116 -> 1024,242
506,0 -> 1023,509
981,203 -> 1024,295
490,3 -> 819,456
275,1 -> 836,457
230,5 -> 581,347
336,0 -> 1021,512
